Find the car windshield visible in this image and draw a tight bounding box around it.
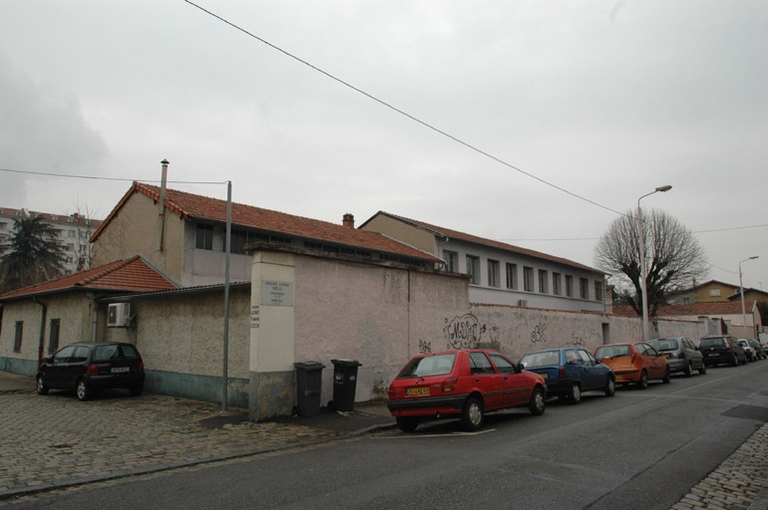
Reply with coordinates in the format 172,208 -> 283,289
595,345 -> 631,359
519,351 -> 560,368
93,344 -> 141,362
398,354 -> 456,378
700,338 -> 725,348
649,339 -> 679,352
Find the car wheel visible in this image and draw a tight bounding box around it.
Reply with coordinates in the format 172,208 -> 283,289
129,384 -> 144,397
662,367 -> 671,384
396,417 -> 418,432
683,361 -> 693,377
732,353 -> 739,366
36,375 -> 49,395
76,380 -> 91,401
528,386 -> 546,416
604,376 -> 616,397
637,370 -> 649,389
568,383 -> 581,405
698,363 -> 707,375
461,396 -> 484,431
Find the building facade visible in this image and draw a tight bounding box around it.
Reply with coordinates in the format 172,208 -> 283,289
359,211 -> 608,312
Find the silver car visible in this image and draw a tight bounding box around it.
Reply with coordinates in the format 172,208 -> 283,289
648,337 -> 706,377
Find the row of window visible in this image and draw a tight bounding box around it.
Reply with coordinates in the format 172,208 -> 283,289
11,319 -> 60,354
445,250 -> 603,301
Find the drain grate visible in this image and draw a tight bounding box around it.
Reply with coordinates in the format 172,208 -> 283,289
722,405 -> 768,422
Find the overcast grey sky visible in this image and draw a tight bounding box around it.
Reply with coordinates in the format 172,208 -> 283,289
1,1 -> 766,290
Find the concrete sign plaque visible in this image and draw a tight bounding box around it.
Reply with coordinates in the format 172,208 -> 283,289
261,280 -> 293,306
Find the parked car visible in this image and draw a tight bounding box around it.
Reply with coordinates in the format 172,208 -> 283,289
698,335 -> 747,367
387,349 -> 547,432
738,339 -> 755,362
648,337 -> 706,377
748,339 -> 766,360
36,342 -> 145,401
594,342 -> 670,389
517,347 -> 615,404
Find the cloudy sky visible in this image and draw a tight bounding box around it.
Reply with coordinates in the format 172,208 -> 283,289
2,1 -> 767,290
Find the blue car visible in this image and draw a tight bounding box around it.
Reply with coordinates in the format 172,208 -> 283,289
518,347 -> 615,404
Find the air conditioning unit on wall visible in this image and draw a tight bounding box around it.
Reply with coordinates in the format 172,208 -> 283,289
107,303 -> 131,327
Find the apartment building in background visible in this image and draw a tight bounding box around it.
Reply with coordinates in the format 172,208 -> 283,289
0,207 -> 102,275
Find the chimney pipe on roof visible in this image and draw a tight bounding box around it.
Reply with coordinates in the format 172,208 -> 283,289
342,213 -> 355,228
157,159 -> 169,251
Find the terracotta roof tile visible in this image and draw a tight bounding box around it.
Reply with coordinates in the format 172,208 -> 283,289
613,301 -> 757,318
92,182 -> 440,263
363,211 -> 603,274
0,256 -> 176,301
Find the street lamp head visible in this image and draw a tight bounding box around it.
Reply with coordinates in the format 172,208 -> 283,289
749,256 -> 759,260
655,185 -> 673,193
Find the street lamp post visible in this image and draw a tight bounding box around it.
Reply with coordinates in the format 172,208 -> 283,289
739,256 -> 759,340
637,185 -> 673,342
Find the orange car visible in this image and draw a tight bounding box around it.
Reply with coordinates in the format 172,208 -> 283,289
594,342 -> 670,389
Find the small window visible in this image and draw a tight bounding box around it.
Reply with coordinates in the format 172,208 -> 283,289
466,255 -> 480,285
565,275 -> 574,297
710,289 -> 721,297
488,259 -> 500,287
48,319 -> 60,354
538,269 -> 549,294
444,250 -> 458,272
524,267 -> 534,292
552,273 -> 562,296
231,229 -> 248,254
13,321 -> 23,352
506,263 -> 518,290
580,278 -> 589,299
196,224 -> 214,250
595,281 -> 604,301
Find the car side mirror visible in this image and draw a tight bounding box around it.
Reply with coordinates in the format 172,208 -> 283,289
517,363 -> 525,373
41,357 -> 50,364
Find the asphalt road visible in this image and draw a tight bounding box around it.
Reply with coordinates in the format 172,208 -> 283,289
9,362 -> 768,510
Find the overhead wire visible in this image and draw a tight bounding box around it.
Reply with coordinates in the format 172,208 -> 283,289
182,0 -> 624,216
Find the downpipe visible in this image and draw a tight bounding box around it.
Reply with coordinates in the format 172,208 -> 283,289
32,296 -> 47,369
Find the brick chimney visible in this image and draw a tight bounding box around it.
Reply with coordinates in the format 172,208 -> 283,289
342,213 -> 355,228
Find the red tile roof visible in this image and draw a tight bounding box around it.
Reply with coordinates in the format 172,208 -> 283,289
361,211 -> 603,274
614,301 -> 757,318
92,182 -> 440,263
0,256 -> 176,301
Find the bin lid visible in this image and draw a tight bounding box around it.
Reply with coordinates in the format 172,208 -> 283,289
330,358 -> 362,367
294,361 -> 325,370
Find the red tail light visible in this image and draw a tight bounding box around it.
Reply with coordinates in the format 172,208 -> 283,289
138,362 -> 145,372
724,338 -> 731,348
86,364 -> 98,375
442,377 -> 458,392
388,386 -> 397,398
677,353 -> 686,359
558,367 -> 566,379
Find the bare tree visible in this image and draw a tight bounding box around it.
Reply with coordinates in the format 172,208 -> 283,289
68,198 -> 99,272
594,208 -> 708,317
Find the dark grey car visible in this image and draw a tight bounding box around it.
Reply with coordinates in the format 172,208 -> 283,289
648,337 -> 706,377
698,335 -> 747,367
36,342 -> 145,401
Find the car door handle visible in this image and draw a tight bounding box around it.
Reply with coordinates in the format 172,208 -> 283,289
475,378 -> 481,382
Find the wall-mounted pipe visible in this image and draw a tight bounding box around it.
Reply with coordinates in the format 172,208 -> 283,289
32,296 -> 47,368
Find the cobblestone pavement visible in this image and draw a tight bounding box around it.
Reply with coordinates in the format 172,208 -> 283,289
2,371 -> 768,508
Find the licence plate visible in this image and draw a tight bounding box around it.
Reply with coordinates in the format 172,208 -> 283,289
539,373 -> 548,379
111,366 -> 130,373
708,353 -> 718,357
405,387 -> 430,396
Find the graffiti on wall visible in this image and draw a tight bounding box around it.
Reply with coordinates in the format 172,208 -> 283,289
566,327 -> 600,347
444,314 -> 487,349
418,339 -> 432,354
530,322 -> 547,344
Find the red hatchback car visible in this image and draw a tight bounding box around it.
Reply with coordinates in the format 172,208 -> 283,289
387,349 -> 547,432
594,342 -> 670,389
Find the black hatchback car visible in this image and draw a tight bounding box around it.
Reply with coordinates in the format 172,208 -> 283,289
698,335 -> 747,367
36,342 -> 145,401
